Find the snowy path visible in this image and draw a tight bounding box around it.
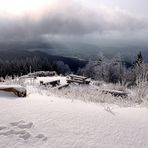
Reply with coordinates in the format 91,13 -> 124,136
0,93 -> 148,148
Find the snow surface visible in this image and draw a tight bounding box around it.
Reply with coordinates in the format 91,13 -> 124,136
0,92 -> 148,148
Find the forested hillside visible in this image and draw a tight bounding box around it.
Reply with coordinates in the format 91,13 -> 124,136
0,50 -> 87,77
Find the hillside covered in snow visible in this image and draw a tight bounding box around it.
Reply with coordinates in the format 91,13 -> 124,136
0,75 -> 148,148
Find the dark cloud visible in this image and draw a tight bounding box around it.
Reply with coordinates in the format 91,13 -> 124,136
0,0 -> 148,47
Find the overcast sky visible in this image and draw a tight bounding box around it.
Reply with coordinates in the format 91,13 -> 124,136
81,0 -> 148,17
0,0 -> 148,50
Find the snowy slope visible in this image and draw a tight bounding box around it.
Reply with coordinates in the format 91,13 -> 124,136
0,92 -> 148,148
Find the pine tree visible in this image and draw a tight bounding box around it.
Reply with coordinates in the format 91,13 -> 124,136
128,51 -> 145,86
135,51 -> 143,66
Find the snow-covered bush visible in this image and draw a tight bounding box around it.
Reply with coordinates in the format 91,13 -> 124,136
40,84 -> 140,107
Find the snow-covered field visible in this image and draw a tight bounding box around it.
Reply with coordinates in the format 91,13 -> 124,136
0,76 -> 148,148
0,92 -> 148,148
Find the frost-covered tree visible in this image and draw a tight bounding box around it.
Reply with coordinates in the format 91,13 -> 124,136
126,51 -> 147,86
77,60 -> 97,79
56,61 -> 71,75
79,54 -> 127,83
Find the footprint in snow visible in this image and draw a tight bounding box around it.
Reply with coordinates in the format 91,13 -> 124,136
0,121 -> 47,141
0,129 -> 14,136
0,126 -> 7,130
10,121 -> 33,129
35,134 -> 48,141
13,129 -> 27,135
10,120 -> 25,126
17,122 -> 33,129
0,129 -> 31,140
19,132 -> 31,140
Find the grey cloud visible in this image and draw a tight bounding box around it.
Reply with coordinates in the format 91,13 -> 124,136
0,0 -> 148,43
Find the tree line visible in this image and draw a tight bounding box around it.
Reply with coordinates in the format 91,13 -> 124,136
0,51 -> 147,86
0,56 -> 71,78
78,52 -> 148,86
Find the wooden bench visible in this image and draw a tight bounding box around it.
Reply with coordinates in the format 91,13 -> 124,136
69,74 -> 87,80
40,80 -> 60,87
67,74 -> 90,84
57,84 -> 69,89
0,86 -> 27,97
102,89 -> 128,98
28,71 -> 57,77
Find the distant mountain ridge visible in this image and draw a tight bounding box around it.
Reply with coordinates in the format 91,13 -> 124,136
0,40 -> 147,63
0,49 -> 87,73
